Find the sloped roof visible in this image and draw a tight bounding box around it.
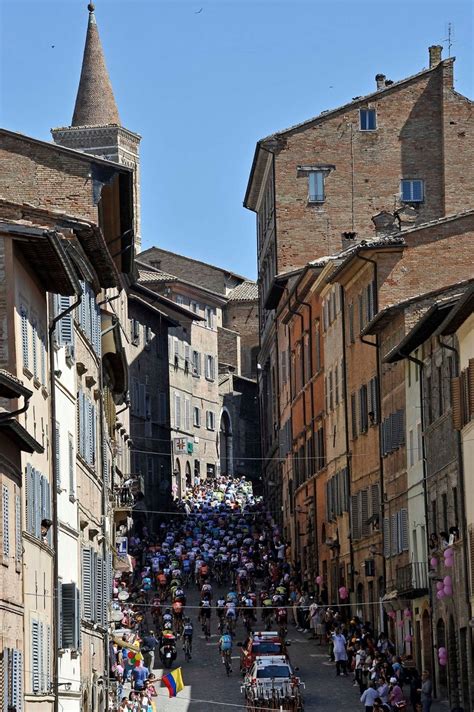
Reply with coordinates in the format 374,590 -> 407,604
227,280 -> 258,302
138,269 -> 178,284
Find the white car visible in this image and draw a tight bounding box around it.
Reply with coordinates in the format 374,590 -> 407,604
242,656 -> 305,710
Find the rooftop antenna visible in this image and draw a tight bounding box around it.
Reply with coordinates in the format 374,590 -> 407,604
444,22 -> 454,57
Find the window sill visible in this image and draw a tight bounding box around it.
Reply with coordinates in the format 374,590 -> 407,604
41,386 -> 49,399
33,377 -> 41,389
307,200 -> 325,206
23,366 -> 33,380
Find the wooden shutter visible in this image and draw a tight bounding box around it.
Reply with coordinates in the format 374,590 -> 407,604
383,517 -> 390,558
45,625 -> 51,691
11,650 -> 22,712
31,620 -> 40,693
54,421 -> 61,491
371,483 -> 380,521
96,556 -> 104,626
361,489 -> 370,537
2,486 -> 9,557
400,508 -> 409,551
33,469 -> 41,539
351,394 -> 357,439
15,494 -> 21,566
32,322 -> 38,379
351,494 -> 360,540
58,296 -> 73,345
61,583 -> 78,648
21,308 -> 29,369
82,548 -> 92,621
452,376 -> 462,429
390,513 -> 398,556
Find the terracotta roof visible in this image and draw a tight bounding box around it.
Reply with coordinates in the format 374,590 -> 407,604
138,269 -> 178,284
72,4 -> 120,127
0,371 -> 32,400
227,281 -> 258,302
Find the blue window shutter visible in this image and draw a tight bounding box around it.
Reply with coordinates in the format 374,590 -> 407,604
96,555 -> 104,625
79,283 -> 86,332
32,321 -> 38,379
58,296 -> 73,345
45,625 -> 51,690
2,485 -> 9,557
31,620 -> 40,693
82,548 -> 92,620
21,307 -> 29,369
33,469 -> 41,539
11,649 -> 22,712
40,334 -> 46,386
68,433 -> 75,498
54,420 -> 61,491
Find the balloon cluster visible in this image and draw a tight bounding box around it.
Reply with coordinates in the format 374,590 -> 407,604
338,586 -> 348,600
387,610 -> 396,620
316,575 -> 322,585
438,646 -> 447,667
127,650 -> 143,668
444,548 -> 454,568
436,575 -> 453,600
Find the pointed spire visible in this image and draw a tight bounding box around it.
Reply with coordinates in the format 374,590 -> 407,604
71,3 -> 120,127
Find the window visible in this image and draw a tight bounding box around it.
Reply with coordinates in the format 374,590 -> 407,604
78,282 -> 101,355
351,393 -> 357,439
77,392 -> 97,468
416,421 -> 422,462
314,322 -> 321,372
192,350 -> 201,376
205,307 -> 214,329
409,429 -> 414,467
174,393 -> 181,429
360,108 -> 377,131
206,411 -> 215,430
60,582 -> 81,650
205,355 -> 215,380
401,179 -> 424,203
308,171 -> 325,203
1,648 -> 23,710
184,398 -> 191,431
359,384 -> 368,433
68,433 -> 75,500
193,406 -> 201,427
25,465 -> 51,544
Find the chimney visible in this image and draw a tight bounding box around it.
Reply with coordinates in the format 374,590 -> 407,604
429,45 -> 443,68
375,74 -> 386,90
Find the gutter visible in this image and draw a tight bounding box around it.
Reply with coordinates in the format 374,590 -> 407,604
49,291 -> 82,712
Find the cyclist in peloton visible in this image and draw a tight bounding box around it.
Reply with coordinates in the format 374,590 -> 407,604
218,627 -> 233,671
182,616 -> 193,659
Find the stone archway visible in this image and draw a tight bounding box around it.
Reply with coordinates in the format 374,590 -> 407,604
219,408 -> 233,476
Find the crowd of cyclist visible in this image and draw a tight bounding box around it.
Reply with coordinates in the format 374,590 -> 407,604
110,474 -> 433,711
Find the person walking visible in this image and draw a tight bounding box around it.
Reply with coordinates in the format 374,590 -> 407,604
360,682 -> 379,711
418,671 -> 432,712
332,627 -> 348,676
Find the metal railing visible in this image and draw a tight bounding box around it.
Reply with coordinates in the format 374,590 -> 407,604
396,561 -> 428,594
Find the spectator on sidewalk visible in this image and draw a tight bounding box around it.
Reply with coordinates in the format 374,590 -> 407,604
332,628 -> 348,676
360,682 -> 379,711
418,671 -> 433,712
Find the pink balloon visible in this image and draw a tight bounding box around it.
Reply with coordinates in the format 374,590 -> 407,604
436,590 -> 445,600
404,608 -> 412,618
436,582 -> 444,591
404,634 -> 412,642
316,576 -> 322,585
439,657 -> 447,666
430,557 -> 438,568
388,611 -> 396,619
445,558 -> 453,568
339,586 -> 348,600
443,548 -> 453,558
444,587 -> 452,597
397,620 -> 404,628
443,576 -> 452,586
438,647 -> 446,656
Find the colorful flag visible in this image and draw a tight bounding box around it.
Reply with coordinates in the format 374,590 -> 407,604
162,667 -> 184,698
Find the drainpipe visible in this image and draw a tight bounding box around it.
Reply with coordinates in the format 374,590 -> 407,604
339,285 -> 356,607
405,352 -> 437,694
355,253 -> 387,625
293,284 -> 319,586
49,292 -> 82,712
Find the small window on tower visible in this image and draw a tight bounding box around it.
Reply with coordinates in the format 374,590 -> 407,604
360,109 -> 377,131
401,179 -> 424,203
308,171 -> 325,203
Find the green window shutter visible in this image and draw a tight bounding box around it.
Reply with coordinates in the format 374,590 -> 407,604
31,620 -> 40,693
58,296 -> 73,345
81,548 -> 92,621
61,582 -> 78,648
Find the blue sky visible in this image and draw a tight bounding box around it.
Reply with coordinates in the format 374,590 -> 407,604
1,0 -> 472,279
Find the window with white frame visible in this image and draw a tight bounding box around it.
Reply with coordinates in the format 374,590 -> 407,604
359,108 -> 377,131
192,350 -> 201,376
205,355 -> 215,381
205,307 -> 215,329
308,171 -> 325,203
206,410 -> 215,430
193,406 -> 201,427
401,179 -> 424,203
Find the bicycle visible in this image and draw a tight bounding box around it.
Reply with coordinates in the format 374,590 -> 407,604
183,636 -> 192,661
202,616 -> 211,640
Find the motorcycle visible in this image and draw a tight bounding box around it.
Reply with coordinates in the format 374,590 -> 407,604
160,643 -> 177,668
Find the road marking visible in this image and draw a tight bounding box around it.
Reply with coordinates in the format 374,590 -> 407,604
310,653 -> 328,658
